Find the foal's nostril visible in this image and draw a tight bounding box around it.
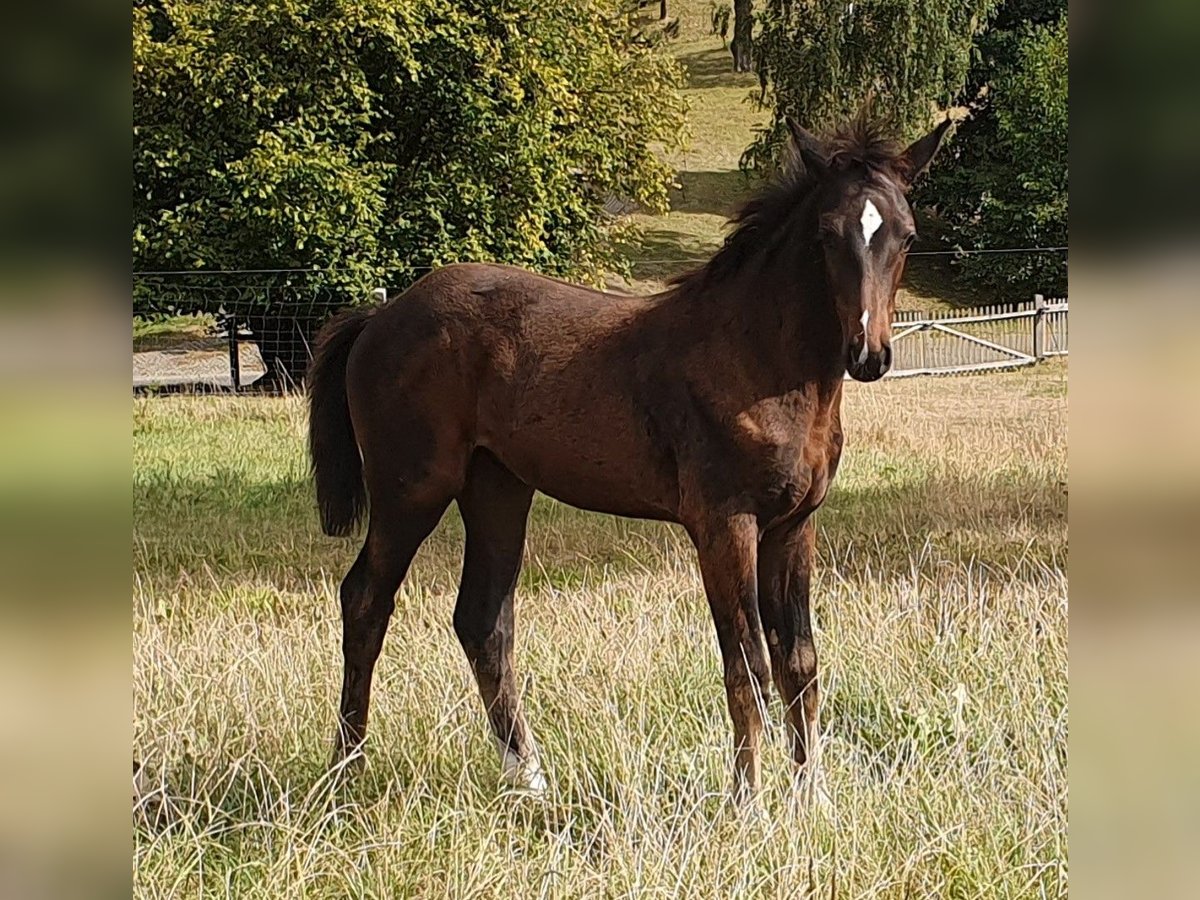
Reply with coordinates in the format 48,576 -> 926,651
881,345 -> 893,372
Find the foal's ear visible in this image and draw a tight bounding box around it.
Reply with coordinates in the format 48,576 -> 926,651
786,117 -> 828,178
897,118 -> 954,187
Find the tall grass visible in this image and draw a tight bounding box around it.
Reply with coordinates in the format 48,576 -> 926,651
133,363 -> 1067,898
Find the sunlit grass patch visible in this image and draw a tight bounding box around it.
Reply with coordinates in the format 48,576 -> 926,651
134,360 -> 1066,898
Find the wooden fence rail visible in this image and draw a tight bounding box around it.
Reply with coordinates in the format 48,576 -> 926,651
878,295 -> 1067,379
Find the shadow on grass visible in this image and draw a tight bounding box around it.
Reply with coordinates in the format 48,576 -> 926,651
670,170 -> 754,216
134,467 -> 1065,592
902,255 -> 998,309
133,314 -> 219,352
676,45 -> 754,90
822,482 -> 1065,587
615,227 -> 718,282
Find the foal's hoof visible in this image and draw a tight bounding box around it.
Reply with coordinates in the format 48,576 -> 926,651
792,771 -> 833,817
499,753 -> 549,800
502,778 -> 548,801
727,780 -> 770,824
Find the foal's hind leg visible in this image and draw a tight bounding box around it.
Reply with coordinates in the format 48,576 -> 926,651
333,498 -> 449,764
452,451 -> 543,794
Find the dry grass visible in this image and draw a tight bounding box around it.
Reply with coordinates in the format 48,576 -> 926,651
133,361 -> 1067,898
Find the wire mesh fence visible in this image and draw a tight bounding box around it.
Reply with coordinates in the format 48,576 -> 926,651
133,272 -> 1067,391
133,272 -> 362,391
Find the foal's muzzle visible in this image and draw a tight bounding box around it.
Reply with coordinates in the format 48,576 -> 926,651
846,343 -> 892,382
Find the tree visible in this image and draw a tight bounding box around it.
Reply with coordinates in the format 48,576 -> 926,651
133,0 -> 684,385
746,0 -> 997,170
919,1 -> 1067,296
730,0 -> 753,72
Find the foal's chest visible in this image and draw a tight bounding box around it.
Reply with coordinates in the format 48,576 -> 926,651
730,396 -> 843,528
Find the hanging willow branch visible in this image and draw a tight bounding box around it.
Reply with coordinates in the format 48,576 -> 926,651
746,0 -> 997,172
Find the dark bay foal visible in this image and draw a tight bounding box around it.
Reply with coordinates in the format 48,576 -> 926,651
308,115 -> 951,803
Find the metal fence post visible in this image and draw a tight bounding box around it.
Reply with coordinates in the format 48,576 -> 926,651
1033,293 -> 1045,361
227,314 -> 241,391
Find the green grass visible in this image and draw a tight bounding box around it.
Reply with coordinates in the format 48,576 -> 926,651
133,361 -> 1067,898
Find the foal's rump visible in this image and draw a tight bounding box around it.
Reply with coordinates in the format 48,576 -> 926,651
331,263 -> 679,520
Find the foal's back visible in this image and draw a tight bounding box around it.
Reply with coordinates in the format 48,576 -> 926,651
345,263 -> 685,518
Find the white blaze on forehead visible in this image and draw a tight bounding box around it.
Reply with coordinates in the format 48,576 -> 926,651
860,199 -> 883,247
856,308 -> 870,364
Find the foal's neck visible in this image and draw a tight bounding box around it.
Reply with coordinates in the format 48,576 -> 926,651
721,233 -> 846,393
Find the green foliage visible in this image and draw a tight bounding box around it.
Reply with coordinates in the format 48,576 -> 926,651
133,0 -> 685,310
921,3 -> 1067,296
746,0 -> 997,171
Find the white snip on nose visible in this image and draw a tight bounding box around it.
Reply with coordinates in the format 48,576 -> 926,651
857,309 -> 870,364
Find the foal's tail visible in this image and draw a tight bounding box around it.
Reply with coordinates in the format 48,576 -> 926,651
308,306 -> 374,536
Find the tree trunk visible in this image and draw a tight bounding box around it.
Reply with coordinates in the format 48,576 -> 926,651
731,0 -> 753,73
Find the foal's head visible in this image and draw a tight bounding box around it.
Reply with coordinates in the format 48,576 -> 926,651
787,116 -> 953,381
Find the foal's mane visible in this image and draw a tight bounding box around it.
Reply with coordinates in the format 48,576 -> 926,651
668,115 -> 904,296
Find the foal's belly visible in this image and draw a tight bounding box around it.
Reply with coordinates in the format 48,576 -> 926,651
484,433 -> 679,521
474,352 -> 682,519
531,474 -> 677,521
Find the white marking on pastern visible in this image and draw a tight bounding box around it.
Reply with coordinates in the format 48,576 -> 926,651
495,738 -> 548,795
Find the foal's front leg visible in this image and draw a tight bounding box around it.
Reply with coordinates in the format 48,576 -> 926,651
692,514 -> 772,803
758,517 -> 827,806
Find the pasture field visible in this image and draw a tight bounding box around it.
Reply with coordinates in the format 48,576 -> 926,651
133,362 -> 1067,899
